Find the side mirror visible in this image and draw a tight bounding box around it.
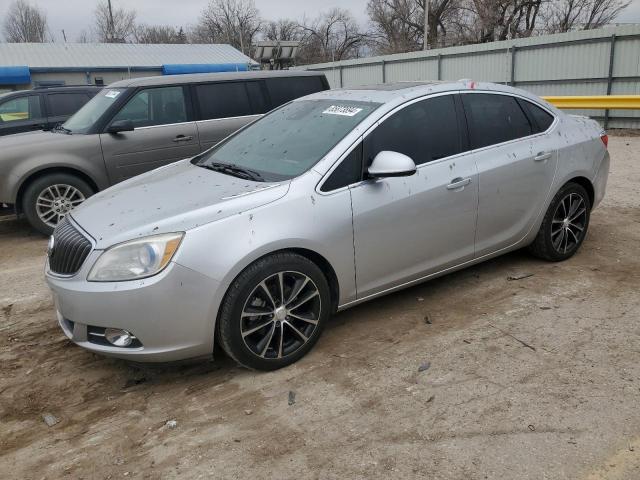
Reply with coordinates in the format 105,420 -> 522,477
367,151 -> 417,178
107,119 -> 134,134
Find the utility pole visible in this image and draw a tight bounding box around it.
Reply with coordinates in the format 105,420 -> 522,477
107,0 -> 115,43
423,0 -> 430,50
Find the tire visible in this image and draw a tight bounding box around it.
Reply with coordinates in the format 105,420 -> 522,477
528,182 -> 591,262
22,173 -> 94,236
217,252 -> 332,371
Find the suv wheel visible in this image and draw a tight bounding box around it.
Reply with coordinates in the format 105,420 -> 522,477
217,252 -> 331,371
22,173 -> 94,235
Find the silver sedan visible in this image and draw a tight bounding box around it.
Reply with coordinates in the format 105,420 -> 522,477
45,81 -> 610,370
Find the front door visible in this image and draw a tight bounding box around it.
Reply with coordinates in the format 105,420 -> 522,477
99,85 -> 200,183
350,94 -> 478,299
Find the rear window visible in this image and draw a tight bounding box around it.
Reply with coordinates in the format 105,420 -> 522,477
461,93 -> 532,149
47,93 -> 92,117
265,76 -> 325,108
196,82 -> 253,120
519,99 -> 554,133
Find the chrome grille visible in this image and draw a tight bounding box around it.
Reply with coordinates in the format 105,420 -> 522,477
49,217 -> 92,275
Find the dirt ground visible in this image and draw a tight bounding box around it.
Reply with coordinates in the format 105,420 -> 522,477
1,136 -> 639,480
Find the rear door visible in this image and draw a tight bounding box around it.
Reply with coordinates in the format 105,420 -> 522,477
193,80 -> 267,151
44,91 -> 94,129
0,94 -> 46,136
99,85 -> 200,183
264,75 -> 327,109
461,93 -> 558,256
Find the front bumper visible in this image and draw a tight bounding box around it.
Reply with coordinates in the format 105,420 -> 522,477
46,256 -> 222,362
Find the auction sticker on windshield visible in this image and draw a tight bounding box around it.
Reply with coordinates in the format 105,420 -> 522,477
104,90 -> 121,99
322,105 -> 363,117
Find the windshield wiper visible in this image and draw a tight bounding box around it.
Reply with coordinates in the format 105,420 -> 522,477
199,162 -> 264,182
52,124 -> 72,135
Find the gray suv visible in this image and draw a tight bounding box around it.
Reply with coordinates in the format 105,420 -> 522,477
0,71 -> 329,234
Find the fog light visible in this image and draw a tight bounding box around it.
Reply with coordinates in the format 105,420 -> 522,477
105,328 -> 133,347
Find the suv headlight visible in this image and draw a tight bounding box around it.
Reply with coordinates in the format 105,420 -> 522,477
88,232 -> 184,282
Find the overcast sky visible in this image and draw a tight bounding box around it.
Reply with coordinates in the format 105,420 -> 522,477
1,0 -> 640,43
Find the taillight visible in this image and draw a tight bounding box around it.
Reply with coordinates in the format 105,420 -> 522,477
601,134 -> 608,148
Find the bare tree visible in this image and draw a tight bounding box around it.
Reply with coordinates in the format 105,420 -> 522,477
298,8 -> 365,63
193,0 -> 261,53
262,19 -> 302,41
367,0 -> 464,53
135,25 -> 187,44
543,0 -> 630,33
92,0 -> 137,43
3,0 -> 49,43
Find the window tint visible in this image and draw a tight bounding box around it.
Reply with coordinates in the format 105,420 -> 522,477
365,95 -> 461,167
246,81 -> 268,114
520,99 -> 554,133
47,93 -> 91,117
196,82 -> 252,120
265,76 -> 325,108
461,93 -> 532,149
321,142 -> 363,192
0,95 -> 42,122
111,86 -> 187,128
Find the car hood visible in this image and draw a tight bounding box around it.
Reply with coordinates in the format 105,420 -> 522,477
71,159 -> 290,248
0,130 -> 75,148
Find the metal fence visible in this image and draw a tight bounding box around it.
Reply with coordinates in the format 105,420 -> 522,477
298,25 -> 640,129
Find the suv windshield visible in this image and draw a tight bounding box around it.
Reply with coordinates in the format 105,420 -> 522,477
195,99 -> 380,181
63,88 -> 125,134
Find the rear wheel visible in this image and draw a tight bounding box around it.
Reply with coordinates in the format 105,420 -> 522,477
22,173 -> 94,235
528,182 -> 591,261
217,252 -> 331,371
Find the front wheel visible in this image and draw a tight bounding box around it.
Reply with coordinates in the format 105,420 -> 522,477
217,252 -> 331,371
528,182 -> 591,261
22,173 -> 94,235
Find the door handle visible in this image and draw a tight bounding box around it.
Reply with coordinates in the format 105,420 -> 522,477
446,177 -> 471,190
172,135 -> 193,143
534,152 -> 552,162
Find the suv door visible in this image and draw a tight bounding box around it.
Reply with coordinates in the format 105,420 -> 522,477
45,91 -> 94,129
99,85 -> 200,183
0,94 -> 46,136
350,94 -> 478,298
460,93 -> 558,256
193,80 -> 267,151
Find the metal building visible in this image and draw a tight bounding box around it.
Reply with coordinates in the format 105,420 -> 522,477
0,43 -> 258,92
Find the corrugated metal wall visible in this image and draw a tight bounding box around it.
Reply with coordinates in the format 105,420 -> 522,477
299,25 -> 640,129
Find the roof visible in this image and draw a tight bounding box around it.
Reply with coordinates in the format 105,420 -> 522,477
301,80 -> 554,110
108,70 -> 326,88
0,43 -> 257,69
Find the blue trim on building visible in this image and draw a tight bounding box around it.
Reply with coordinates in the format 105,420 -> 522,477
0,66 -> 30,85
28,66 -> 163,73
161,63 -> 249,75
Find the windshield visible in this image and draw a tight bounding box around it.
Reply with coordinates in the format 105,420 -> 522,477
195,99 -> 380,181
63,88 -> 126,133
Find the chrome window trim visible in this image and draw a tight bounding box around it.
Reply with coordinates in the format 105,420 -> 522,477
195,114 -> 263,124
316,89 -> 558,195
134,120 -> 197,131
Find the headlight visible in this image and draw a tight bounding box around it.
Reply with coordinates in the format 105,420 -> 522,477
88,232 -> 184,282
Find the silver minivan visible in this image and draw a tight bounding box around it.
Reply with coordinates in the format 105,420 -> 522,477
0,71 -> 329,234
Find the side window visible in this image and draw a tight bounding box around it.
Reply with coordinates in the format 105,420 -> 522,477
0,95 -> 42,122
321,142 -> 363,192
461,93 -> 532,149
265,76 -> 324,108
364,95 -> 462,167
246,81 -> 268,114
519,99 -> 554,133
196,82 -> 252,120
111,86 -> 187,128
46,93 -> 92,117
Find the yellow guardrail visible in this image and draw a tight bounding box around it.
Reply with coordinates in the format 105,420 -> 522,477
541,95 -> 640,110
